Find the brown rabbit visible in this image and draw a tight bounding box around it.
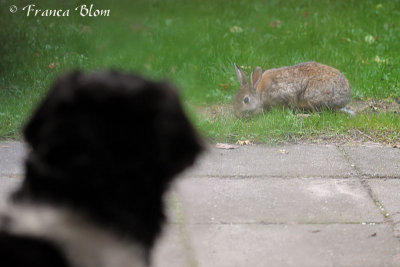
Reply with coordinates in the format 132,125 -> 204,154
233,62 -> 351,117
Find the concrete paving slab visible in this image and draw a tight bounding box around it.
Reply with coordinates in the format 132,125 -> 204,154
187,145 -> 355,178
164,189 -> 182,225
186,223 -> 400,267
0,176 -> 22,200
152,224 -> 191,267
344,146 -> 400,177
0,141 -> 26,175
176,177 -> 383,224
369,179 -> 400,239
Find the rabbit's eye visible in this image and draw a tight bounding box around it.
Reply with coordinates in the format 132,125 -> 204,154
243,96 -> 249,104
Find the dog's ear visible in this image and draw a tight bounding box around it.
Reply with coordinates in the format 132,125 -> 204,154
149,82 -> 203,178
24,71 -> 81,152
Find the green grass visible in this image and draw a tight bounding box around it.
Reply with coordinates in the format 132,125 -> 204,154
1,0 -> 399,142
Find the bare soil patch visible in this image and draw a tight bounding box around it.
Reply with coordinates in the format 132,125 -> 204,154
193,99 -> 400,147
194,99 -> 400,119
348,98 -> 400,114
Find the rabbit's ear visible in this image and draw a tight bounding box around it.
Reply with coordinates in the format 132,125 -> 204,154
234,63 -> 247,87
251,67 -> 263,90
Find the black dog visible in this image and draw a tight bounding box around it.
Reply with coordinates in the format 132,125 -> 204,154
0,71 -> 203,266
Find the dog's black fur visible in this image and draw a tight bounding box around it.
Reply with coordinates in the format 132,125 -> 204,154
0,232 -> 70,266
0,71 -> 203,266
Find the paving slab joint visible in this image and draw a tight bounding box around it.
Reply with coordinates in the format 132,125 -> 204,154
336,146 -> 364,176
337,146 -> 391,220
170,192 -> 198,267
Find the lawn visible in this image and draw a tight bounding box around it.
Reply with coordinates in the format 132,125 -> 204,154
0,0 -> 399,144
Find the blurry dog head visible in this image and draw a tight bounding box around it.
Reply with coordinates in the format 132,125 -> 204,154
14,70 -> 203,250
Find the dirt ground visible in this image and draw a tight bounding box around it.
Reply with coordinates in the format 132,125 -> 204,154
193,98 -> 400,147
348,98 -> 400,114
194,98 -> 400,118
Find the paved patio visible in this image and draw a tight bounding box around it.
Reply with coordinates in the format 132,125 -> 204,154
1,141 -> 400,266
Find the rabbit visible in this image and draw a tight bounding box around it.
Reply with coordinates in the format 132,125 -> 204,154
233,62 -> 352,117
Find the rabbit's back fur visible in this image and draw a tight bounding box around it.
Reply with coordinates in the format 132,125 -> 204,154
259,61 -> 350,109
233,62 -> 351,117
